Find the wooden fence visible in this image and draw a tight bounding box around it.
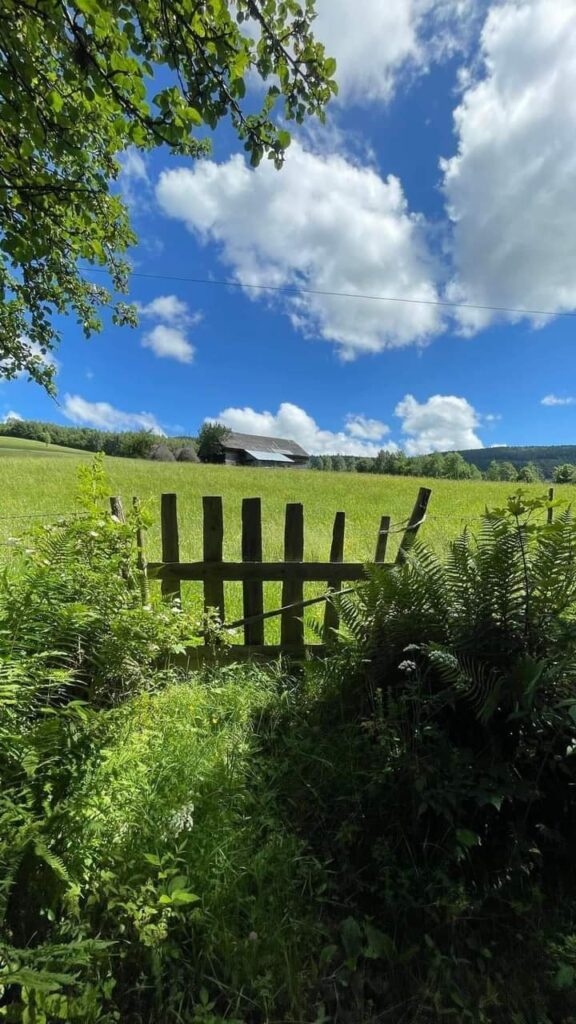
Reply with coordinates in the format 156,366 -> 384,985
113,487 -> 432,664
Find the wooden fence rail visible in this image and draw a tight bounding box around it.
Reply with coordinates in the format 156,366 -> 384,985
113,487 -> 432,665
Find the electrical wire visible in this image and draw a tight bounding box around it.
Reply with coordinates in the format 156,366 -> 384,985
79,265 -> 576,321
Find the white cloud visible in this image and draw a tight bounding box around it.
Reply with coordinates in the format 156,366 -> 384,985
157,142 -> 442,358
396,394 -> 484,454
136,295 -> 200,363
118,148 -> 150,206
62,394 -> 164,435
119,149 -> 148,183
2,410 -> 23,422
314,0 -> 476,104
213,402 -> 396,457
137,295 -> 201,328
345,415 -> 390,441
541,394 -> 576,407
141,324 -> 195,364
442,0 -> 576,332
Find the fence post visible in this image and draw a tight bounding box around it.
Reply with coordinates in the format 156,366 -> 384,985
323,511 -> 345,641
547,486 -> 555,525
161,493 -> 181,604
133,496 -> 149,606
203,496 -> 225,629
109,496 -> 125,523
375,515 -> 391,564
242,498 -> 264,646
396,487 -> 432,564
281,503 -> 304,653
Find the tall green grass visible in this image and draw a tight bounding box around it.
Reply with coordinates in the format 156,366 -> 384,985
2,455 -> 573,640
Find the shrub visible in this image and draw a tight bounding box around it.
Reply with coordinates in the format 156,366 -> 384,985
150,443 -> 176,462
305,489 -> 576,1020
176,446 -> 200,463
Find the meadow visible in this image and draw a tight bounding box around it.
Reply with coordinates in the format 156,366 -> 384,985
2,450 -> 572,641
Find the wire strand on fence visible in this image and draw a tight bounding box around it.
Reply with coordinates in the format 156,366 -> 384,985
0,511 -> 89,520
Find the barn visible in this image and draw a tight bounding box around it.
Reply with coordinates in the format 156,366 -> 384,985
218,432 -> 309,468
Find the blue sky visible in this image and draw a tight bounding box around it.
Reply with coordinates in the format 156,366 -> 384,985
3,0 -> 576,456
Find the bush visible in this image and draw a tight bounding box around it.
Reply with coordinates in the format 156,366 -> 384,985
150,443 -> 176,462
304,489 -> 576,1020
176,446 -> 200,463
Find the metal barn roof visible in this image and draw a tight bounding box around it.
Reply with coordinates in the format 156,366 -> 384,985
245,449 -> 294,463
221,432 -> 308,458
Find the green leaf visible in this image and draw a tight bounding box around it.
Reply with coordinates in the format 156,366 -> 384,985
170,889 -> 200,905
364,924 -> 395,960
555,964 -> 575,990
456,829 -> 480,849
340,917 -> 363,959
46,90 -> 63,113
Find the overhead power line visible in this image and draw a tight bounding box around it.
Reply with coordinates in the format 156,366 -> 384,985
80,265 -> 576,320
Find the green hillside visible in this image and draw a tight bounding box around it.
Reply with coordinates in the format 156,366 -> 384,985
459,444 -> 576,478
0,436 -> 91,456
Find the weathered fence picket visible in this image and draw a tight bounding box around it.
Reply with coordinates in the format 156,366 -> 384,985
161,493 -> 180,604
323,511 -> 345,641
203,496 -> 225,627
281,503 -> 305,653
242,498 -> 264,646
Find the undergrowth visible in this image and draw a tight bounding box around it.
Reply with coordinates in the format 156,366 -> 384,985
2,468 -> 576,1022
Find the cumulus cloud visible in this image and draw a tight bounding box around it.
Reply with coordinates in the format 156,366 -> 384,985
541,394 -> 576,407
141,325 -> 195,364
137,294 -> 200,363
213,402 -> 396,456
156,141 -> 442,359
62,394 -> 164,435
137,295 -> 201,328
2,410 -> 22,423
442,0 -> 576,332
314,0 -> 476,104
345,415 -> 390,441
396,394 -> 484,454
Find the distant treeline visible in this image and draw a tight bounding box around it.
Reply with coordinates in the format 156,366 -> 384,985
459,445 -> 576,480
2,419 -> 576,481
0,419 -> 199,461
310,451 -> 550,481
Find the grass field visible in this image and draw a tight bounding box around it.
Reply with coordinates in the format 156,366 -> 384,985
0,435 -> 91,456
2,454 -> 572,639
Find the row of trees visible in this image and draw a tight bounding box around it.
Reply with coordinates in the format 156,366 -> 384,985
310,451 -> 563,482
309,451 -> 484,478
0,418 -> 159,458
0,419 -> 231,462
3,419 -> 576,480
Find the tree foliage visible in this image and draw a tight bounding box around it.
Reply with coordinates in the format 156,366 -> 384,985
0,0 -> 336,389
554,463 -> 576,483
0,416 -> 160,458
197,420 -> 231,462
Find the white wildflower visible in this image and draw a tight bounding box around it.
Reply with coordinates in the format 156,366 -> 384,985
169,801 -> 195,835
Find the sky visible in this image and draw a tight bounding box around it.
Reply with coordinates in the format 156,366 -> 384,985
3,0 -> 576,457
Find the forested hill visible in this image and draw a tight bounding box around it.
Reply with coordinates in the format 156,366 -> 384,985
0,418 -> 198,460
459,445 -> 576,478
